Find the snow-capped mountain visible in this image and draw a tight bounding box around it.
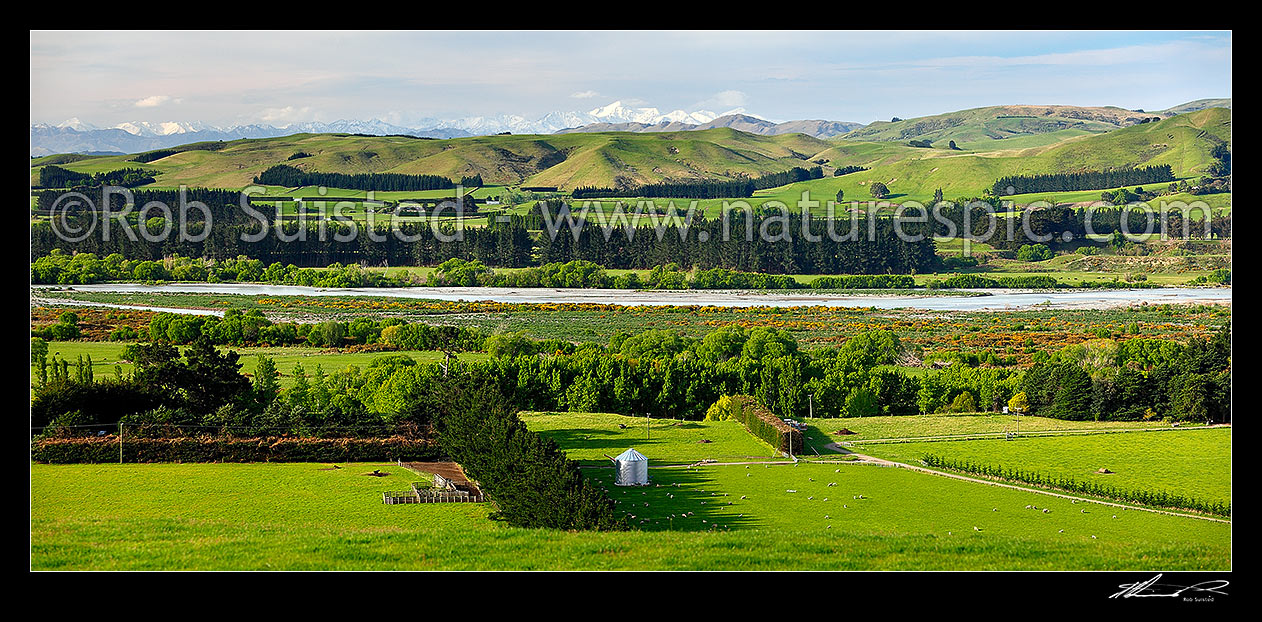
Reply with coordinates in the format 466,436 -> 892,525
112,121 -> 209,136
588,100 -> 718,126
29,101 -> 817,156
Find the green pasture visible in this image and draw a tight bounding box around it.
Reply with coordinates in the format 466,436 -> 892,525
798,413 -> 1182,449
858,427 -> 1232,506
30,460 -> 1230,570
33,341 -> 489,388
521,411 -> 779,465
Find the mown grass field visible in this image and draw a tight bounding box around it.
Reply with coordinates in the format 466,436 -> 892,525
30,458 -> 1231,570
798,413 -> 1185,451
857,427 -> 1232,506
521,411 -> 779,465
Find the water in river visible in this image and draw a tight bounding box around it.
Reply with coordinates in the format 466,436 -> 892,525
32,283 -> 1231,313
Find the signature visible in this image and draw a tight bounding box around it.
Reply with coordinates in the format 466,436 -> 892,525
1110,574 -> 1229,599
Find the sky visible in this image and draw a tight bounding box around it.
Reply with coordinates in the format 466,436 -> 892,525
29,30 -> 1232,127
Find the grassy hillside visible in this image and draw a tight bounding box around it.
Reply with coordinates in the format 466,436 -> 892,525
841,104 -> 1169,145
31,129 -> 833,192
30,108 -> 1229,201
763,108 -> 1231,203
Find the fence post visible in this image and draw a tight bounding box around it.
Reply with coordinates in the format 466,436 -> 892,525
118,422 -> 123,464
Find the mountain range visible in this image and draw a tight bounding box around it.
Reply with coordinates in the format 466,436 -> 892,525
29,100 -> 756,156
29,98 -> 1228,158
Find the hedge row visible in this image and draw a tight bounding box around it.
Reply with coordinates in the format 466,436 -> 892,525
921,453 -> 1230,517
31,435 -> 442,464
705,395 -> 803,455
810,274 -> 916,290
927,274 -> 1061,289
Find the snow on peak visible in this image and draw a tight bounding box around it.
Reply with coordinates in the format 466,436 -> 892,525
111,121 -> 204,136
56,117 -> 98,131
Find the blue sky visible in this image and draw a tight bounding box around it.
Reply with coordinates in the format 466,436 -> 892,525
30,30 -> 1231,127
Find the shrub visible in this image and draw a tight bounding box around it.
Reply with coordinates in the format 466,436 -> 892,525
1016,244 -> 1054,262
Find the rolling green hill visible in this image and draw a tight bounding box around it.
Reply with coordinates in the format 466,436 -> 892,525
30,108 -> 1229,202
31,129 -> 833,192
760,107 -> 1231,203
841,104 -> 1168,146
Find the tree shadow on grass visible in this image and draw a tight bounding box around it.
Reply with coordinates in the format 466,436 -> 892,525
540,426 -> 718,466
583,465 -> 761,533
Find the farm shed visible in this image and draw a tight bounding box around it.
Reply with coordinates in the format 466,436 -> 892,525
613,448 -> 650,486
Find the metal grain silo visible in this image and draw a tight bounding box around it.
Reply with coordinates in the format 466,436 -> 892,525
613,448 -> 649,486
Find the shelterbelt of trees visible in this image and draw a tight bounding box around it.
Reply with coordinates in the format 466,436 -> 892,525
36,165 -> 158,189
33,189 -> 1229,276
252,164 -> 483,192
570,165 -> 825,199
32,251 -> 920,291
992,165 -> 1175,196
32,310 -> 1231,442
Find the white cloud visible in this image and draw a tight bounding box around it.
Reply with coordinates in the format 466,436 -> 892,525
134,95 -> 172,107
692,90 -> 748,111
570,90 -> 600,99
259,105 -> 316,123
